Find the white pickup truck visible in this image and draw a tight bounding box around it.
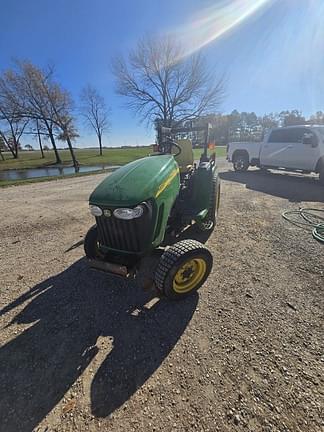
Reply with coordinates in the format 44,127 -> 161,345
227,125 -> 324,185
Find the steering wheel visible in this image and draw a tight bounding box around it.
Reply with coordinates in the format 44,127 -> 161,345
169,138 -> 182,157
157,133 -> 182,156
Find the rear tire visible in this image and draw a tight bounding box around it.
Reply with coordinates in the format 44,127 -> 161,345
196,175 -> 220,232
233,153 -> 249,172
154,239 -> 213,300
84,225 -> 105,260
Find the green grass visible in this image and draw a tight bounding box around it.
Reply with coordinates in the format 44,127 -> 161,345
0,147 -> 152,171
0,146 -> 226,171
0,146 -> 227,187
194,147 -> 226,159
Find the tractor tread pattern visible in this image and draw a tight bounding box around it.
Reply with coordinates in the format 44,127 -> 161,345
154,239 -> 210,292
207,173 -> 218,219
198,172 -> 219,231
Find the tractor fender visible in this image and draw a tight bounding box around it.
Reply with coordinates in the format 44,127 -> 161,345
190,162 -> 217,215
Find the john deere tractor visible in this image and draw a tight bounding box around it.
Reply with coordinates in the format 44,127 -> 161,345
84,124 -> 221,299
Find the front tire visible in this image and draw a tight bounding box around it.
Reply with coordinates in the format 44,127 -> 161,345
154,240 -> 213,300
84,225 -> 105,260
233,153 -> 249,172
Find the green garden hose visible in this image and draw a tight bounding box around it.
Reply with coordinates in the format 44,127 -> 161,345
282,208 -> 324,243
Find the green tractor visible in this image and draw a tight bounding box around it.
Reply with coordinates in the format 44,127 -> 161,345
84,124 -> 221,299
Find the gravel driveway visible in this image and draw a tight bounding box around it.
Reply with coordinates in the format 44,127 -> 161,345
0,161 -> 323,432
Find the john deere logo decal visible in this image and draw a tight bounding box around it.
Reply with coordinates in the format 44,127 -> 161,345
103,209 -> 112,217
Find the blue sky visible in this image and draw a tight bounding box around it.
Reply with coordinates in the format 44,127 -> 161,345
1,0 -> 324,147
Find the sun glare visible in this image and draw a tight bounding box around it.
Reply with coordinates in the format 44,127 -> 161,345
171,0 -> 276,58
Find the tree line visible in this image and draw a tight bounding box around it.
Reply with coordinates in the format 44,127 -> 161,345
190,110 -> 324,146
0,61 -> 110,167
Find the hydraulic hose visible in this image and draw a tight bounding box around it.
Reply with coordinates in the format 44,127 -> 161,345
282,208 -> 324,243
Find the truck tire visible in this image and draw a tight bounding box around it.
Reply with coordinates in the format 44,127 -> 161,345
259,166 -> 269,174
319,169 -> 324,186
196,175 -> 220,232
233,152 -> 249,172
84,225 -> 105,260
154,239 -> 213,300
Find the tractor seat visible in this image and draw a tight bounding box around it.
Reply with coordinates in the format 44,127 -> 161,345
173,139 -> 194,173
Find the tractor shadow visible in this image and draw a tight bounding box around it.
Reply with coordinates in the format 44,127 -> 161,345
220,169 -> 324,203
0,259 -> 197,431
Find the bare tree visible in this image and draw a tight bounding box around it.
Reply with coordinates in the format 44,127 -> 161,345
0,103 -> 28,158
35,119 -> 45,158
25,119 -> 47,158
43,81 -> 79,169
56,120 -> 79,143
22,119 -> 62,163
0,61 -> 79,169
0,134 -> 6,160
46,121 -> 61,164
0,64 -> 62,163
309,111 -> 324,125
112,36 -> 224,127
80,85 -> 110,156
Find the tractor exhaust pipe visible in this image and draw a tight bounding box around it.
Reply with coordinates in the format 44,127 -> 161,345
88,259 -> 128,277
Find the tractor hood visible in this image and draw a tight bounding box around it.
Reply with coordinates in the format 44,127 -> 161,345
89,155 -> 180,207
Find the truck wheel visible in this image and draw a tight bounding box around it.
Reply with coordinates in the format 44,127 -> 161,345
319,169 -> 324,186
233,153 -> 249,172
84,225 -> 105,260
259,167 -> 269,174
197,175 -> 220,232
154,239 -> 213,300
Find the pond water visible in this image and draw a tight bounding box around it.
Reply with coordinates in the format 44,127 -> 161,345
0,165 -> 119,182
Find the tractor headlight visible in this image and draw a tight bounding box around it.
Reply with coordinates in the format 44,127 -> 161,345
113,205 -> 144,220
90,205 -> 103,217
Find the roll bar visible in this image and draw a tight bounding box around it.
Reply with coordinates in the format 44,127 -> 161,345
157,123 -> 211,159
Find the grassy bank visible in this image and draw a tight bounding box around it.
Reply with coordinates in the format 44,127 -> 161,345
0,147 -> 152,171
0,146 -> 226,171
0,146 -> 227,187
0,168 -> 111,187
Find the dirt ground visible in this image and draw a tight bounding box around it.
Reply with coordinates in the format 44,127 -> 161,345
0,161 -> 323,432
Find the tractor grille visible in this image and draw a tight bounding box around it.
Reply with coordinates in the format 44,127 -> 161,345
95,206 -> 152,253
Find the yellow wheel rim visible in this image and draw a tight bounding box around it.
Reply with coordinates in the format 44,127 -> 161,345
173,258 -> 207,294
